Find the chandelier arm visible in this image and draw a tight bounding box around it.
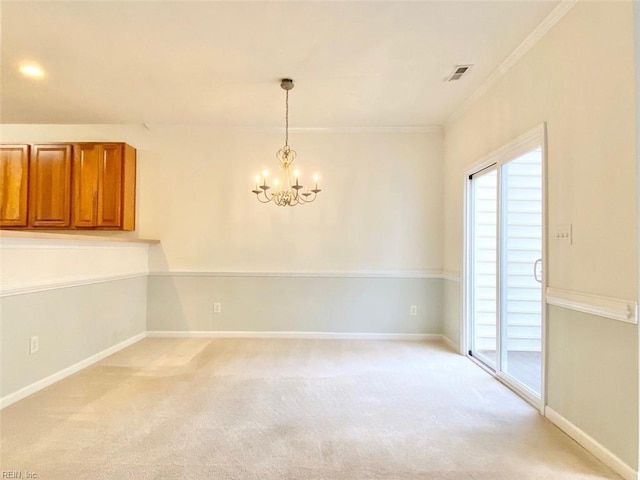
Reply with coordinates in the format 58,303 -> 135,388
255,190 -> 273,203
298,192 -> 312,205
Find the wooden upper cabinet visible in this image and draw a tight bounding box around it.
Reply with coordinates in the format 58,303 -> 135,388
29,144 -> 72,228
0,141 -> 136,231
0,145 -> 30,227
97,144 -> 124,228
73,144 -> 100,227
72,142 -> 136,231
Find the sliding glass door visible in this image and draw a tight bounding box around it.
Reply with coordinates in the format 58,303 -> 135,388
469,167 -> 498,370
467,130 -> 545,406
500,151 -> 543,396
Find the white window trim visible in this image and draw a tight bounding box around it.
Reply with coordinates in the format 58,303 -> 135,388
461,123 -> 548,412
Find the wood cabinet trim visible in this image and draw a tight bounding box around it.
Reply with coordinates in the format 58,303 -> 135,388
0,144 -> 30,227
29,144 -> 73,228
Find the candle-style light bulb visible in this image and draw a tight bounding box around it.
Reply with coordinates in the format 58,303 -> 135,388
255,175 -> 261,183
294,169 -> 300,178
274,178 -> 279,187
263,170 -> 269,178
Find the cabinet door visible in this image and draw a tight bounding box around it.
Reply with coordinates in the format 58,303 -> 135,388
97,144 -> 123,228
73,144 -> 100,227
0,145 -> 30,227
29,144 -> 72,227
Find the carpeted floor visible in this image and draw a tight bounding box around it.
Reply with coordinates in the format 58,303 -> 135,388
0,338 -> 620,479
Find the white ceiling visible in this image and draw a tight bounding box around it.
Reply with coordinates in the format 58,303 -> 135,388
1,1 -> 559,127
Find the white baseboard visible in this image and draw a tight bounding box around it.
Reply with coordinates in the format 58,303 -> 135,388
545,406 -> 637,480
0,332 -> 146,410
146,330 -> 443,341
441,334 -> 460,353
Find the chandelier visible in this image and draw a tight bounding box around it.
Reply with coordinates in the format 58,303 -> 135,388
252,78 -> 321,206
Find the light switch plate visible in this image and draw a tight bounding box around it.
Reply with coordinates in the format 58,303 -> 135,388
29,336 -> 39,354
556,224 -> 572,244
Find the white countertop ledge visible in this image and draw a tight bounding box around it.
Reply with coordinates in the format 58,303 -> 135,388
0,230 -> 160,244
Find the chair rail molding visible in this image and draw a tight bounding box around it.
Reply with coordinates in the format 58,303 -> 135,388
545,287 -> 637,324
148,270 -> 445,279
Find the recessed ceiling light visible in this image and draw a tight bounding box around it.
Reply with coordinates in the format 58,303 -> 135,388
19,63 -> 45,79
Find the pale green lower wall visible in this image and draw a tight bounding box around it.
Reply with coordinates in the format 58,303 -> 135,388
442,279 -> 461,352
547,305 -> 638,470
0,277 -> 148,398
147,275 -> 443,334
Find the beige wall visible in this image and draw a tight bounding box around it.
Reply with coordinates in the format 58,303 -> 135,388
143,128 -> 443,273
0,125 -> 443,274
443,0 -> 638,470
444,2 -> 637,298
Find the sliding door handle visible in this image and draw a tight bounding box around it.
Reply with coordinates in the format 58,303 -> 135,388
533,258 -> 542,283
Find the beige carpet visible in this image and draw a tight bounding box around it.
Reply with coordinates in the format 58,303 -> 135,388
0,338 -> 621,479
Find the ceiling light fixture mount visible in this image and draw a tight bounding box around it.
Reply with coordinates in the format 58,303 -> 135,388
252,78 -> 321,207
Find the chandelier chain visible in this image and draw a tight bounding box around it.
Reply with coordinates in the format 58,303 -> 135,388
285,88 -> 289,147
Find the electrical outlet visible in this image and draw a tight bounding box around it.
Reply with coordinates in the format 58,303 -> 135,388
410,305 -> 418,316
29,336 -> 39,354
213,302 -> 222,314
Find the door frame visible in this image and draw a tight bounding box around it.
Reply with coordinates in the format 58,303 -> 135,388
461,123 -> 548,412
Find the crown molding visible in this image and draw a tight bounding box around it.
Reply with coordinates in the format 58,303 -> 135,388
445,0 -> 578,127
286,126 -> 442,134
141,124 -> 441,134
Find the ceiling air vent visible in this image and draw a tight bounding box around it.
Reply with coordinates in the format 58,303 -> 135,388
446,64 -> 473,82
